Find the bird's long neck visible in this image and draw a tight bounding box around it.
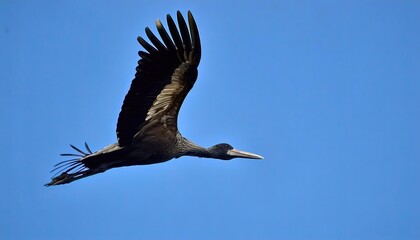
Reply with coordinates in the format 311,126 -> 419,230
177,135 -> 214,158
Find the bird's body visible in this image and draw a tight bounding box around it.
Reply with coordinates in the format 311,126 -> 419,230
46,11 -> 262,186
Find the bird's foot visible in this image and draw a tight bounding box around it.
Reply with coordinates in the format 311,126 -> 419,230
45,172 -> 72,186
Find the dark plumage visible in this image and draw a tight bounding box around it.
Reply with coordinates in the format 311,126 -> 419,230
46,11 -> 263,186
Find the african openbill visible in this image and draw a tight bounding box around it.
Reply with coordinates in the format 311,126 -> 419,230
46,11 -> 263,186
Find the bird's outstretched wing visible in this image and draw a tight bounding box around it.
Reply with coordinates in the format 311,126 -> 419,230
116,11 -> 201,146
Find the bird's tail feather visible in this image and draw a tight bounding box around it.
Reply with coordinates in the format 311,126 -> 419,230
45,142 -> 125,186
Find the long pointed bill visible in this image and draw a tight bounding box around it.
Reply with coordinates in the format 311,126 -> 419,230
227,148 -> 264,159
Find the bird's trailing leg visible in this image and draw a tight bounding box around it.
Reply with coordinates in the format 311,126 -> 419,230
45,168 -> 105,186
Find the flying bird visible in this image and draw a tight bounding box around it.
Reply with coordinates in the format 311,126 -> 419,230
46,11 -> 263,186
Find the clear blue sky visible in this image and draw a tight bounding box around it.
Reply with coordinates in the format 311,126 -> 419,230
1,1 -> 419,239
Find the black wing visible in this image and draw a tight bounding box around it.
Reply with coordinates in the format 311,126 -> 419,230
116,11 -> 201,146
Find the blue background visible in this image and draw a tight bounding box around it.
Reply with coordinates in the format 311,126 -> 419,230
1,1 -> 419,239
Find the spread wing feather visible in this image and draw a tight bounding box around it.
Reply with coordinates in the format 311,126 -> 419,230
116,11 -> 201,146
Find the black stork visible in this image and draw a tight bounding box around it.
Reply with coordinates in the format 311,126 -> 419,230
46,11 -> 263,186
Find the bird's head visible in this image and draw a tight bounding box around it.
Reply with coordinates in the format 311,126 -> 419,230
208,143 -> 263,160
